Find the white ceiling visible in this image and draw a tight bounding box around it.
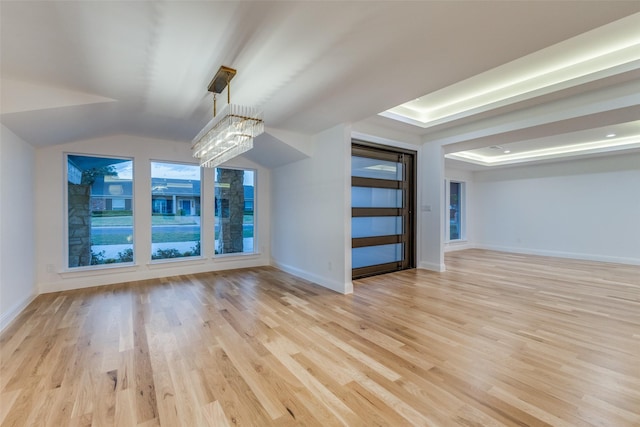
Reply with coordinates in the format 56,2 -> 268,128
1,1 -> 640,168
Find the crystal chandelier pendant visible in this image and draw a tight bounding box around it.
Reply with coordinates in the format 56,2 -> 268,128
192,67 -> 264,168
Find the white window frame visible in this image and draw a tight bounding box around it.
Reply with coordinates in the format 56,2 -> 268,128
445,179 -> 466,242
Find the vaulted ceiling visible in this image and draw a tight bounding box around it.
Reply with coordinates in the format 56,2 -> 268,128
1,1 -> 639,168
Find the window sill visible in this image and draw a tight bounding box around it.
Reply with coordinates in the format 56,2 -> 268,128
147,256 -> 208,269
146,253 -> 263,268
213,252 -> 261,262
59,263 -> 139,278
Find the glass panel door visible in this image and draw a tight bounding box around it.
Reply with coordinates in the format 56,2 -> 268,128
352,216 -> 403,238
351,187 -> 403,208
351,142 -> 415,279
352,156 -> 403,180
352,243 -> 404,269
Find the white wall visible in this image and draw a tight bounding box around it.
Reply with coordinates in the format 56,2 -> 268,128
35,134 -> 271,293
418,141 -> 445,271
472,153 -> 640,264
1,125 -> 37,331
271,124 -> 353,294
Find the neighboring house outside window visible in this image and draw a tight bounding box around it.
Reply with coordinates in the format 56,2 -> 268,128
151,162 -> 202,261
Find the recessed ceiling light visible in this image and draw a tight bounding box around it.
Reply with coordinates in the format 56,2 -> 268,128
606,133 -> 616,138
503,150 -> 511,154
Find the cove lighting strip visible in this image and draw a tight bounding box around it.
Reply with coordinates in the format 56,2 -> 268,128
381,14 -> 640,128
445,135 -> 640,166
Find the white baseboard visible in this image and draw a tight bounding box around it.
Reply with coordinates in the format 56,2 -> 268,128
418,261 -> 446,272
0,292 -> 37,333
475,244 -> 640,265
40,255 -> 271,294
444,241 -> 475,252
270,260 -> 352,294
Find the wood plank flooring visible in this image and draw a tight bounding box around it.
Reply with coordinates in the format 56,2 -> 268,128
1,249 -> 639,426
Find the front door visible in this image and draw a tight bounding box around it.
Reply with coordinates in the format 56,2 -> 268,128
181,200 -> 191,215
351,142 -> 416,279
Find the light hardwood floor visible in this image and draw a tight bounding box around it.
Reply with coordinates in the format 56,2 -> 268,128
1,249 -> 639,426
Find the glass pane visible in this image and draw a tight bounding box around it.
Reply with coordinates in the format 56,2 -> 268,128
352,187 -> 402,208
67,154 -> 134,267
352,243 -> 403,269
151,162 -> 201,260
352,156 -> 402,180
352,216 -> 402,238
450,181 -> 461,240
215,168 -> 255,255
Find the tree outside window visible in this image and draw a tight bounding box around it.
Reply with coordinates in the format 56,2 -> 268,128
214,168 -> 255,255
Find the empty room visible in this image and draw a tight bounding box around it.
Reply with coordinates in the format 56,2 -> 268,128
1,2 -> 639,426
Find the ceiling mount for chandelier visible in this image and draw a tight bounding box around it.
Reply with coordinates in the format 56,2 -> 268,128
192,66 -> 264,168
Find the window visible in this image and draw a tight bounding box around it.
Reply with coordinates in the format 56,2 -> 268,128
151,162 -> 201,260
214,168 -> 255,255
112,198 -> 126,210
446,180 -> 465,241
67,154 -> 134,267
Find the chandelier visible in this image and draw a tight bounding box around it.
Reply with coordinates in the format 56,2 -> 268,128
192,66 -> 264,168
